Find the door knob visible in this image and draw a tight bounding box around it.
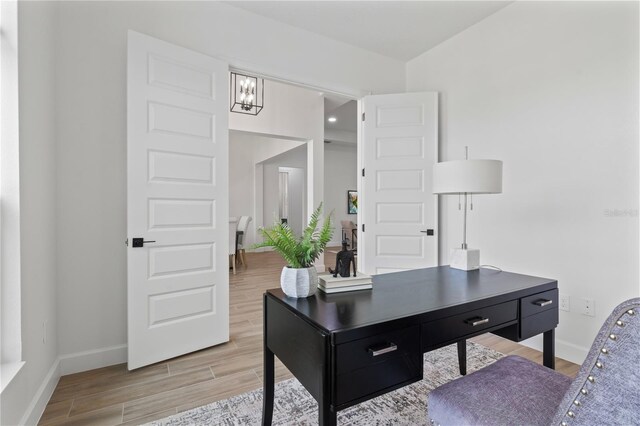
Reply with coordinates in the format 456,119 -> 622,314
131,238 -> 156,248
420,229 -> 435,236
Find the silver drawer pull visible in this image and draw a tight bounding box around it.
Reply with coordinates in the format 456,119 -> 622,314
534,299 -> 553,307
368,343 -> 397,357
465,317 -> 490,326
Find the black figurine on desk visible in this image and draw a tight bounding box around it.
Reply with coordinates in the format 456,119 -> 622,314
328,240 -> 357,278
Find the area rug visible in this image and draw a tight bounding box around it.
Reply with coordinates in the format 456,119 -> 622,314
149,341 -> 503,425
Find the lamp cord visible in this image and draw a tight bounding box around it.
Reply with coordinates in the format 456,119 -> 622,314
462,146 -> 470,249
480,265 -> 502,272
462,192 -> 468,249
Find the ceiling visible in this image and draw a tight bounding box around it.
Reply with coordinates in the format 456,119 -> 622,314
226,1 -> 512,61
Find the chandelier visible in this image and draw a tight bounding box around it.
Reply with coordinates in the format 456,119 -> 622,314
230,72 -> 264,116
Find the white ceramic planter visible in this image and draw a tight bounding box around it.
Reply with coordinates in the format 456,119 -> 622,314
280,266 -> 318,298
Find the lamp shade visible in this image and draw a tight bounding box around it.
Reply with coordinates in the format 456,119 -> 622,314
433,159 -> 503,194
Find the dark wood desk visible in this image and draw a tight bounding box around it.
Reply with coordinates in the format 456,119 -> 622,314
262,266 -> 558,425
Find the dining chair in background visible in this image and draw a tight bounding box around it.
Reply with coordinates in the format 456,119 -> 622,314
236,216 -> 252,268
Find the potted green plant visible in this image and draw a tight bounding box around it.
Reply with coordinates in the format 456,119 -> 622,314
254,203 -> 333,298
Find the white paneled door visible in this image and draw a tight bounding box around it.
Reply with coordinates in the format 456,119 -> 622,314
127,31 -> 229,370
360,92 -> 438,275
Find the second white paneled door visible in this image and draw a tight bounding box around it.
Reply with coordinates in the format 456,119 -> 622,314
127,31 -> 229,370
360,92 -> 438,275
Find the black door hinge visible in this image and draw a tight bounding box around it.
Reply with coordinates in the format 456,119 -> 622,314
362,168 -> 365,177
362,112 -> 365,121
362,224 -> 365,232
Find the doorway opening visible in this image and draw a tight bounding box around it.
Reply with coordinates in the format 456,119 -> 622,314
227,76 -> 359,277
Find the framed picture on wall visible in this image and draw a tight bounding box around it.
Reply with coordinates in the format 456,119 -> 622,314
347,190 -> 358,214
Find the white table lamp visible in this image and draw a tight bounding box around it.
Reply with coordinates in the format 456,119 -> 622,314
433,151 -> 502,271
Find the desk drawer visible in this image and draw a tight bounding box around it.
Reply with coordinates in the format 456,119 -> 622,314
422,301 -> 518,349
521,308 -> 558,340
335,325 -> 421,405
336,324 -> 420,374
521,289 -> 558,318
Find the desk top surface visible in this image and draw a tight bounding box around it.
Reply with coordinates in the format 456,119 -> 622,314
267,266 -> 556,334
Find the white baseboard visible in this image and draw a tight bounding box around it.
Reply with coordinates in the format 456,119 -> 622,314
16,345 -> 127,424
59,344 -> 127,375
519,336 -> 588,365
251,247 -> 272,253
20,359 -> 60,426
314,264 -> 327,273
555,339 -> 589,365
327,240 -> 342,248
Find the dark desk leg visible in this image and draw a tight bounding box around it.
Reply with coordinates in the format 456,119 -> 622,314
262,347 -> 275,425
457,340 -> 467,376
318,348 -> 336,426
543,328 -> 556,370
319,401 -> 336,426
262,297 -> 275,426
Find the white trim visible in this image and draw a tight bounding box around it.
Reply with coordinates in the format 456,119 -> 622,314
0,360 -> 24,393
1,0 -> 23,368
227,63 -> 365,101
555,338 -> 589,365
19,359 -> 60,426
327,239 -> 343,248
59,344 -> 127,375
520,335 -> 588,366
14,344 -> 128,425
251,247 -> 271,253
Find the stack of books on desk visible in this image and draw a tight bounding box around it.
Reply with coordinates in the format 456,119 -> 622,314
318,273 -> 373,294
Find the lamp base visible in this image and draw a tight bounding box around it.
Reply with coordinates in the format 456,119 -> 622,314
449,248 -> 480,271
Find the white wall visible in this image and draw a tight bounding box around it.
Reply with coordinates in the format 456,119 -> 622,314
229,131 -> 305,248
230,79 -> 324,142
324,144 -> 358,246
1,2 -> 60,425
53,0 -> 404,367
324,128 -> 356,145
407,1 -> 639,363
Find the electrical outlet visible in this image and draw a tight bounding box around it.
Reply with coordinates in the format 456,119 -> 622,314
559,294 -> 570,312
580,298 -> 596,317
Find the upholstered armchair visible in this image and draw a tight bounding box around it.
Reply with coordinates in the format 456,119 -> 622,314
428,297 -> 640,425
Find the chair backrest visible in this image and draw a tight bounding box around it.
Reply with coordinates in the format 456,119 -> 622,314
229,219 -> 237,253
551,297 -> 640,425
237,216 -> 252,234
236,216 -> 252,248
341,220 -> 356,230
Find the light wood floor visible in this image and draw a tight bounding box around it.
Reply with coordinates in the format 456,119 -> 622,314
40,250 -> 580,425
